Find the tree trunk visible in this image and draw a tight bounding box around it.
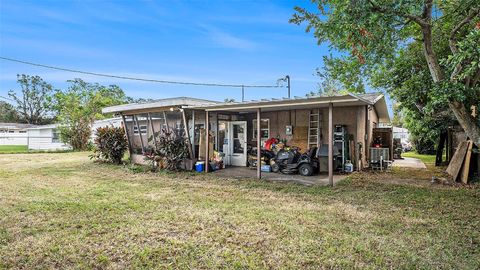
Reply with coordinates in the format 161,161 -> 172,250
420,24 -> 479,148
449,101 -> 480,147
421,25 -> 443,82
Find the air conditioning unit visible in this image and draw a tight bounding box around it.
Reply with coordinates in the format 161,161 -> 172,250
370,148 -> 390,163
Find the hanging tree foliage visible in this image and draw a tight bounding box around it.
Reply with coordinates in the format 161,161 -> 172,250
291,0 -> 480,147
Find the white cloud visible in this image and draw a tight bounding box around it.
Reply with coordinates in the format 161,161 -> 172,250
201,26 -> 258,51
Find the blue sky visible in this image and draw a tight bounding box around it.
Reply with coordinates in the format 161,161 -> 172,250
0,0 -> 388,107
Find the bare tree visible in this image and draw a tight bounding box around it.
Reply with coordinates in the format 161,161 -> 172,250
8,74 -> 54,124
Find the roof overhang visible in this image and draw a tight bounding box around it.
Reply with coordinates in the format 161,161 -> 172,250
26,124 -> 60,130
189,93 -> 380,113
372,95 -> 390,123
102,97 -> 219,114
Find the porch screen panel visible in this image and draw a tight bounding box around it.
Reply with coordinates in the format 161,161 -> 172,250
165,111 -> 184,138
124,115 -> 142,154
149,112 -> 168,136
136,113 -> 154,154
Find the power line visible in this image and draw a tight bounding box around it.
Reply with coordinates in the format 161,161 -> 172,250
0,56 -> 284,88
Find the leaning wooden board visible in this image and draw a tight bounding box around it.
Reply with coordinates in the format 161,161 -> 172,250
460,141 -> 473,184
446,141 -> 469,181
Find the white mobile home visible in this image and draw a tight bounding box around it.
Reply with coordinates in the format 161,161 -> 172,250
0,123 -> 35,146
27,124 -> 71,151
90,117 -> 123,142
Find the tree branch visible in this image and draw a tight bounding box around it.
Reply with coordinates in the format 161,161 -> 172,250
422,0 -> 433,20
449,7 -> 480,81
449,7 -> 480,54
367,0 -> 430,27
471,68 -> 480,87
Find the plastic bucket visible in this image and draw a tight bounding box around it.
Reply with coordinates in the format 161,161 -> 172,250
195,161 -> 205,172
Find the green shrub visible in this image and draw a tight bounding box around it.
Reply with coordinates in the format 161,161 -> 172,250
59,119 -> 92,151
91,126 -> 128,164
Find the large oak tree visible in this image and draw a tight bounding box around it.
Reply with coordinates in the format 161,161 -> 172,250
291,0 -> 480,147
8,74 -> 54,124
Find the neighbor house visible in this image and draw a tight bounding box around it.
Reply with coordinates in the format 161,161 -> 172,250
90,117 -> 123,142
103,93 -> 391,183
26,124 -> 71,151
0,123 -> 35,146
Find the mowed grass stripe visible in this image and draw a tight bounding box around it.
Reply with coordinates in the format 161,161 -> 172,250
0,152 -> 478,269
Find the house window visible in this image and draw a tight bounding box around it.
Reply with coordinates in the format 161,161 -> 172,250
52,129 -> 61,143
19,130 -> 27,133
8,130 -> 14,133
252,119 -> 270,141
133,125 -> 147,135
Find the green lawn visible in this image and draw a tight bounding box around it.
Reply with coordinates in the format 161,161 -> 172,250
402,151 -> 437,164
0,152 -> 478,269
0,145 -> 28,154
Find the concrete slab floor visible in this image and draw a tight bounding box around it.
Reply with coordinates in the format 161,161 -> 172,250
212,166 -> 348,186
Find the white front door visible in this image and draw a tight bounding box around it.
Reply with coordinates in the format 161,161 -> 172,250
229,121 -> 247,166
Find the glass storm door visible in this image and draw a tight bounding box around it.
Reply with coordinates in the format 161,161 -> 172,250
229,121 -> 247,166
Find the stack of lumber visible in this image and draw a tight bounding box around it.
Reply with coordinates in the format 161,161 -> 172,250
446,140 -> 474,183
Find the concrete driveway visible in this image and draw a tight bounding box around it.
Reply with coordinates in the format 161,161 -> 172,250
393,157 -> 427,169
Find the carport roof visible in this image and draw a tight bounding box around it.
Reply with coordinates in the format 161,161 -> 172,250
102,97 -> 219,114
189,92 -> 390,122
101,93 -> 390,123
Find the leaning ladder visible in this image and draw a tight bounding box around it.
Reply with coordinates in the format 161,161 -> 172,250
307,109 -> 321,149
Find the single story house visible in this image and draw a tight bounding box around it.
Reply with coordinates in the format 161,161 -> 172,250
0,123 -> 36,145
393,126 -> 410,142
26,124 -> 71,151
103,93 -> 391,184
0,118 -> 122,151
90,117 -> 123,142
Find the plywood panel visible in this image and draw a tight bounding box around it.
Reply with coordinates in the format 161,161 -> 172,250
460,141 -> 473,184
446,141 -> 469,181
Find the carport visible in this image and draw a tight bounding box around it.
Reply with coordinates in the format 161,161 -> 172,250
191,93 -> 389,186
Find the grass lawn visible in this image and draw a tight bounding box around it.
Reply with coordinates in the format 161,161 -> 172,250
0,152 -> 479,269
0,145 -> 28,154
402,151 -> 438,165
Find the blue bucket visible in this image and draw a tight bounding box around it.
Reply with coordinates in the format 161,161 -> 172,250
195,162 -> 205,172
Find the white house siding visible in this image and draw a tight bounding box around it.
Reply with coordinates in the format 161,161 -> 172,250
27,128 -> 71,151
90,117 -> 123,142
0,132 -> 28,145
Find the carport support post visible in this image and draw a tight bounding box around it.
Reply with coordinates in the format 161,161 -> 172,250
192,110 -> 196,158
257,108 -> 261,179
181,109 -> 194,159
134,115 -> 145,155
121,114 -> 133,159
328,102 -> 333,186
147,113 -> 157,151
205,110 -> 209,172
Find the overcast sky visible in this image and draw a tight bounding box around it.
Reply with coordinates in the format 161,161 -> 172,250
0,0 -> 389,109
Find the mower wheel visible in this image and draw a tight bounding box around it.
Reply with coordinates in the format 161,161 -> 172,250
271,163 -> 280,173
299,163 -> 314,176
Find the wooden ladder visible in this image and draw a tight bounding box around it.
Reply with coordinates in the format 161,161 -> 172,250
307,109 -> 321,149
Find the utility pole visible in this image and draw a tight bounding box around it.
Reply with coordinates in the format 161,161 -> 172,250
278,75 -> 291,98
242,85 -> 245,102
286,75 -> 291,98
